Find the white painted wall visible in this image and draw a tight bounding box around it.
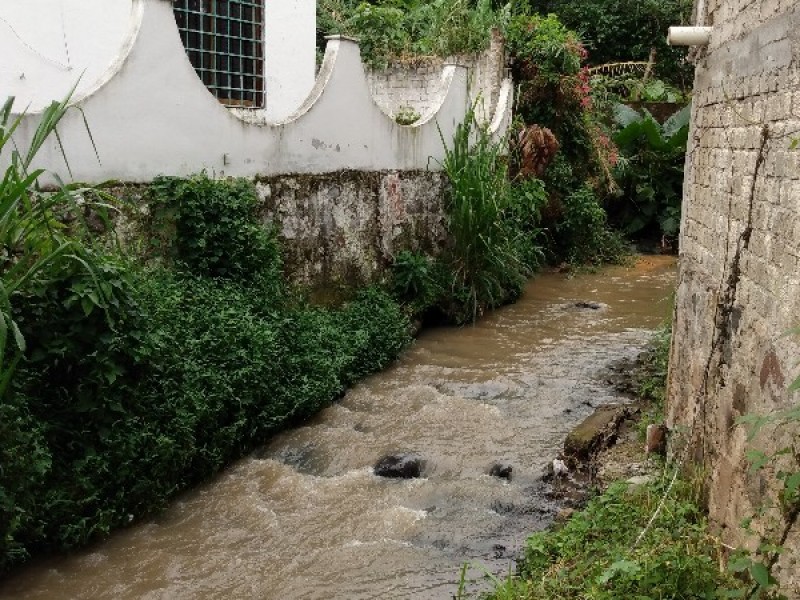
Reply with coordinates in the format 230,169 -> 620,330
4,0 -> 512,182
0,0 -> 136,112
265,0 -> 316,121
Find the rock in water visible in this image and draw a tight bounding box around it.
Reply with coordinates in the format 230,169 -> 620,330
374,454 -> 424,479
564,405 -> 627,464
573,301 -> 608,311
489,463 -> 513,480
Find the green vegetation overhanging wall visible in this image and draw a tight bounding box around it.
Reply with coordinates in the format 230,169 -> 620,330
318,0 -> 506,68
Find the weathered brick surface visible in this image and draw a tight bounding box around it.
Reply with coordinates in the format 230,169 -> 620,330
669,2 -> 800,595
367,30 -> 507,123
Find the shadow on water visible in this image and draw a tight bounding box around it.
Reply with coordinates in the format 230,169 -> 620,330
0,256 -> 676,600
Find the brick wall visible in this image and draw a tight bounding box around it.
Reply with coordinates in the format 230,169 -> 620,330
367,29 -> 507,124
368,60 -> 449,120
668,1 -> 800,594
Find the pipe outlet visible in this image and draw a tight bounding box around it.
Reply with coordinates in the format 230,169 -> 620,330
667,26 -> 712,46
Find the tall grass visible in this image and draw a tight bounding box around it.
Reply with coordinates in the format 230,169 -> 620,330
0,96 -> 118,399
440,111 -> 525,321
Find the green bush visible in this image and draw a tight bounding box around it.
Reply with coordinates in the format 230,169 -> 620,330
554,185 -> 627,266
426,0 -> 502,57
610,104 -> 690,242
506,14 -> 590,134
334,286 -> 413,384
1,159 -> 412,571
147,174 -> 281,286
507,13 -> 627,267
3,268 -> 411,569
0,97 -> 127,400
391,250 -> 444,315
637,324 -> 672,407
591,74 -> 688,107
346,3 -> 410,68
506,13 -> 583,82
0,395 -> 50,569
526,0 -> 693,87
505,178 -> 548,272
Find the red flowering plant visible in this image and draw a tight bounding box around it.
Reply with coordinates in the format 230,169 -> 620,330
506,14 -> 619,193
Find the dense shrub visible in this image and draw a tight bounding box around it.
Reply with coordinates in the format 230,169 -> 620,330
147,174 -> 282,286
554,185 -> 628,266
506,13 -> 593,157
0,167 -> 411,572
504,177 -> 548,273
392,250 -> 445,315
610,104 -> 690,244
334,287 -> 414,384
505,14 -> 627,266
525,0 -> 693,87
0,395 -> 50,568
506,13 -> 584,82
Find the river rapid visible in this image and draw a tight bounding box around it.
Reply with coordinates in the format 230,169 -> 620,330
0,256 -> 676,600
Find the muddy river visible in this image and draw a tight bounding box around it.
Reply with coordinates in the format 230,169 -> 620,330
0,256 -> 676,600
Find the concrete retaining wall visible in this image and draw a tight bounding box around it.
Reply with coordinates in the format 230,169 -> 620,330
256,170 -> 449,287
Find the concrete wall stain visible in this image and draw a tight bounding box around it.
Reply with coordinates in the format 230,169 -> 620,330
759,349 -> 785,391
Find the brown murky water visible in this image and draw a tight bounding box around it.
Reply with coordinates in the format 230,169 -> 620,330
0,256 -> 676,600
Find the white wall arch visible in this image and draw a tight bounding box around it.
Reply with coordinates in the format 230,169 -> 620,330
4,0 -> 512,183
0,0 -> 140,113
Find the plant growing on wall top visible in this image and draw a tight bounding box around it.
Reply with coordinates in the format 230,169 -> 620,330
318,0 -> 508,68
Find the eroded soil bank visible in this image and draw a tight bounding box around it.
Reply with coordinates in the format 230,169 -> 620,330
0,256 -> 676,600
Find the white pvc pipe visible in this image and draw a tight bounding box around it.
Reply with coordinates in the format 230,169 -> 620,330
667,26 -> 712,46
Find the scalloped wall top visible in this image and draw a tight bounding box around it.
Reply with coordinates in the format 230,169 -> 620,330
5,0 -> 512,183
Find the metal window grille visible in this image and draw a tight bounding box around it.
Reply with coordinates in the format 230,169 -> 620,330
173,0 -> 265,108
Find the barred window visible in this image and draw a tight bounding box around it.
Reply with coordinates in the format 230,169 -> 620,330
173,0 -> 265,108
